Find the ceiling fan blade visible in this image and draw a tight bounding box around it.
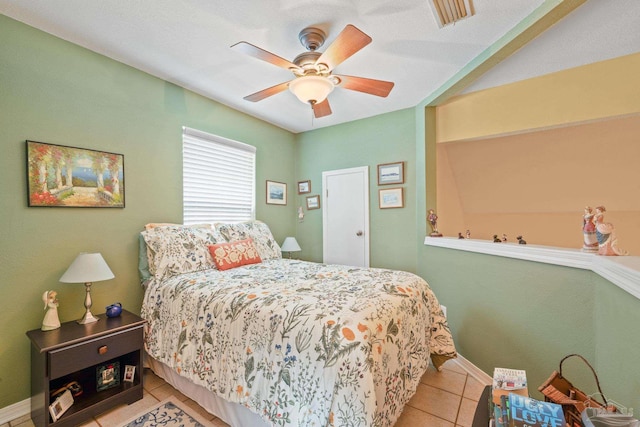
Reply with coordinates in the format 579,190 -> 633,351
312,99 -> 332,118
231,42 -> 300,71
243,81 -> 291,102
335,75 -> 394,97
315,25 -> 372,72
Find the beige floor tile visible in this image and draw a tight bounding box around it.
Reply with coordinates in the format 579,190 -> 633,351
182,398 -> 216,421
210,417 -> 232,427
143,368 -> 166,391
463,375 -> 487,401
8,414 -> 32,426
407,383 -> 462,423
77,419 -> 100,427
421,366 -> 467,395
94,394 -> 159,426
9,420 -> 34,427
395,406 -> 455,427
440,359 -> 468,375
1,423 -> 10,427
148,383 -> 189,402
456,397 -> 480,427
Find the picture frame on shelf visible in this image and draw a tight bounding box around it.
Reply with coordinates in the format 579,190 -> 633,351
123,365 -> 136,383
379,187 -> 404,209
377,161 -> 404,186
266,180 -> 287,205
306,195 -> 320,210
297,180 -> 311,194
96,361 -> 120,392
26,140 -> 125,208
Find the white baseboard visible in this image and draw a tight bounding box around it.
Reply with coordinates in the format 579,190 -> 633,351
454,353 -> 493,385
0,397 -> 30,424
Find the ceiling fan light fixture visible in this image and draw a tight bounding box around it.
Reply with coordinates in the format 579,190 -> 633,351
289,75 -> 334,105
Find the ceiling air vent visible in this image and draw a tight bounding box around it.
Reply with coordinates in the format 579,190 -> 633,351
429,0 -> 475,28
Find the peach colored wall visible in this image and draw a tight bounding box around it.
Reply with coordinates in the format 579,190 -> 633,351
436,114 -> 640,253
435,53 -> 640,254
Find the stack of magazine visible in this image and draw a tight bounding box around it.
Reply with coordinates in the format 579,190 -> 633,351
489,367 -> 565,427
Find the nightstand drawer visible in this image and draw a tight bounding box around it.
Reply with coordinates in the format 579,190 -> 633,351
49,326 -> 143,379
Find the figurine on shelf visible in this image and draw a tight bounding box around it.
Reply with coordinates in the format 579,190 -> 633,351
427,209 -> 442,237
41,290 -> 60,331
493,235 -> 502,243
502,234 -> 508,243
458,232 -> 464,239
465,230 -> 471,239
581,206 -> 598,252
516,235 -> 527,245
593,205 -> 628,256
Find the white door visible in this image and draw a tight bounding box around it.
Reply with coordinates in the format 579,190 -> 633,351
322,166 -> 370,267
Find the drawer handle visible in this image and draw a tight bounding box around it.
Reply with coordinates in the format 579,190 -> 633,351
98,345 -> 108,355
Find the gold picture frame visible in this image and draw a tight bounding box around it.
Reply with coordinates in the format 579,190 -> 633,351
266,180 -> 287,205
379,187 -> 404,209
377,161 -> 405,186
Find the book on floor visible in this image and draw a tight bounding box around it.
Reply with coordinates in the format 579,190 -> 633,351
508,392 -> 566,427
492,367 -> 529,405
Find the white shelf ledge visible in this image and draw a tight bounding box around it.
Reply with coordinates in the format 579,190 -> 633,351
424,237 -> 640,300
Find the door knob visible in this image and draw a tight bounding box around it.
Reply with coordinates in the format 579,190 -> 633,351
356,231 -> 363,236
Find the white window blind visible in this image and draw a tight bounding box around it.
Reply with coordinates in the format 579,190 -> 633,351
183,127 -> 256,224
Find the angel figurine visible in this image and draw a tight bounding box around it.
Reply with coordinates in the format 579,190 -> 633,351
593,206 -> 628,256
42,290 -> 61,331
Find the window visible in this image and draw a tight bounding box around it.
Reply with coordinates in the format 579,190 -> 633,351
182,127 -> 256,224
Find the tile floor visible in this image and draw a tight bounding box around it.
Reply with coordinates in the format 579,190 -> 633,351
3,359 -> 488,427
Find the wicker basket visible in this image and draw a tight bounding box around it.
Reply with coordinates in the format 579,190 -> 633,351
538,354 -> 610,427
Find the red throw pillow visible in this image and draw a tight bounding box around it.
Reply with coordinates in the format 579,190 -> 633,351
208,238 -> 262,271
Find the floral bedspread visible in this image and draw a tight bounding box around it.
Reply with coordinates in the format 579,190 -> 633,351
141,259 -> 456,427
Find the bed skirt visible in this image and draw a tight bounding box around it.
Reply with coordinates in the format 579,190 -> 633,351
145,353 -> 268,427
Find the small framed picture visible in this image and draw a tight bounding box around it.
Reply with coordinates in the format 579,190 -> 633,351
379,187 -> 404,209
266,180 -> 287,205
377,161 -> 405,185
123,365 -> 136,383
306,195 -> 320,210
297,180 -> 311,194
96,361 -> 120,392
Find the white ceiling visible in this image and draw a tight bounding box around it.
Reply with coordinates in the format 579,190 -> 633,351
1,1 -> 639,133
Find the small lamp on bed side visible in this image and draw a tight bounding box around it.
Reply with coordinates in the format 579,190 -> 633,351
280,237 -> 301,259
60,252 -> 115,324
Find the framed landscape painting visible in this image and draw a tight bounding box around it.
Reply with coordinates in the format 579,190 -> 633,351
26,140 -> 125,208
266,180 -> 287,205
377,161 -> 405,185
379,187 -> 404,209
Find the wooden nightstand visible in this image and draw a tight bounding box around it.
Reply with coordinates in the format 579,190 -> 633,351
26,310 -> 145,427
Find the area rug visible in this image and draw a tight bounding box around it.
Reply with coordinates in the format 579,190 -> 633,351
119,397 -> 213,427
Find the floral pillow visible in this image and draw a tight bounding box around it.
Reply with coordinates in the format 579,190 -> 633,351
142,225 -> 225,279
207,238 -> 262,271
216,220 -> 282,260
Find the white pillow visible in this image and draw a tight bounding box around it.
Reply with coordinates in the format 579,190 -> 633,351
142,225 -> 225,279
216,220 -> 282,260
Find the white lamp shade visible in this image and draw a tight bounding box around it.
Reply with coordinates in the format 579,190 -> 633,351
280,237 -> 301,252
288,76 -> 334,104
60,253 -> 115,283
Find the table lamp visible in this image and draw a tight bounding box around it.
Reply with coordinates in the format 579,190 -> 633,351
60,253 -> 115,324
280,237 -> 301,259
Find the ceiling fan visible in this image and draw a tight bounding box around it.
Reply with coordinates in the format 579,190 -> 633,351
231,25 -> 394,118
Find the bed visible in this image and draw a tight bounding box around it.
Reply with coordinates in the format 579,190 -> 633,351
139,221 -> 456,427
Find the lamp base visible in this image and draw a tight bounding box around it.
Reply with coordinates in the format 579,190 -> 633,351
77,311 -> 99,324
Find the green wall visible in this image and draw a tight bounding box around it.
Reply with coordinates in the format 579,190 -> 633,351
0,15 -> 295,408
295,109 -> 417,272
417,244 -> 640,411
2,10 -> 640,418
